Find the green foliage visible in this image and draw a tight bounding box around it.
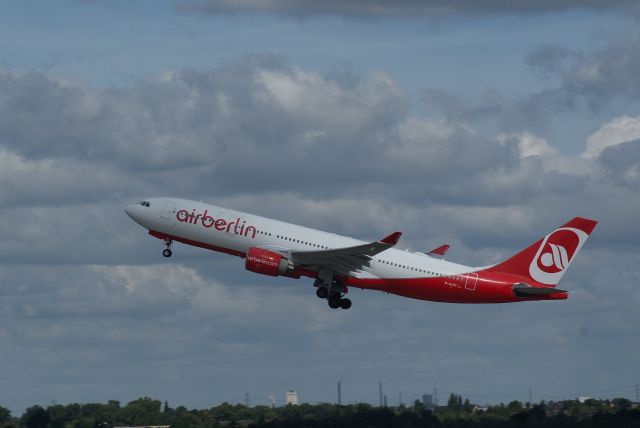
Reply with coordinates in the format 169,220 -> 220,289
119,397 -> 162,426
21,406 -> 48,428
0,407 -> 11,424
2,395 -> 638,428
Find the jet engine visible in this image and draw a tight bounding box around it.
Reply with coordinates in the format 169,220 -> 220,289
245,247 -> 294,277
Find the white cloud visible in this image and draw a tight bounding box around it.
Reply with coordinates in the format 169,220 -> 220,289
0,148 -> 139,207
499,131 -> 558,159
583,115 -> 640,158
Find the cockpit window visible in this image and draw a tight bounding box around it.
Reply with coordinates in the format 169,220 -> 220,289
138,201 -> 151,207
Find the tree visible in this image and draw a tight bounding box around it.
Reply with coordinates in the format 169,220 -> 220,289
22,406 -> 49,428
46,405 -> 65,428
612,398 -> 632,410
463,398 -> 472,413
0,407 -> 10,424
447,393 -> 460,410
506,400 -> 523,413
119,397 -> 162,426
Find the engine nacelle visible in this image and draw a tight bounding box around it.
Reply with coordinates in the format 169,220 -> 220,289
245,247 -> 294,277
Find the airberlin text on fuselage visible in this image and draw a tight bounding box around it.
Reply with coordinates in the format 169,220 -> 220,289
176,209 -> 257,239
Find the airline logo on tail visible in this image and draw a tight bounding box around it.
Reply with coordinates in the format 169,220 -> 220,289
529,228 -> 588,285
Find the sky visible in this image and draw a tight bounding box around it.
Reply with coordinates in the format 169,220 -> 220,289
1,0 -> 640,415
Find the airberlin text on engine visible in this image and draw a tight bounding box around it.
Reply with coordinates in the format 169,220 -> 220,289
176,209 -> 257,239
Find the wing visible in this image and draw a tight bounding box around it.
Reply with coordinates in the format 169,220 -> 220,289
289,232 -> 402,276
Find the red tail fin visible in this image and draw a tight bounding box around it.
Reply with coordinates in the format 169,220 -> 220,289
485,217 -> 597,286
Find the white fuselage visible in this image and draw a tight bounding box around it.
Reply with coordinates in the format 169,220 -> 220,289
126,197 -> 472,280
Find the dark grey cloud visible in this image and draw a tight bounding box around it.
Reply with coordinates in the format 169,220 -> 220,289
525,45 -> 574,77
526,33 -> 640,111
423,32 -> 640,138
1,55 -> 638,255
597,138 -> 640,187
175,0 -> 638,18
421,89 -> 551,134
0,56 -> 513,209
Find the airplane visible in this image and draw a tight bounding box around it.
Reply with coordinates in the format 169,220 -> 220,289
125,198 -> 597,309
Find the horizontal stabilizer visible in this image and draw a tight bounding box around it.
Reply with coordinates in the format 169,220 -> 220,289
512,283 -> 567,297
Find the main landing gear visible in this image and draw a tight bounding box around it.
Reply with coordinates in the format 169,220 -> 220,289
162,238 -> 173,258
314,279 -> 352,310
329,293 -> 352,310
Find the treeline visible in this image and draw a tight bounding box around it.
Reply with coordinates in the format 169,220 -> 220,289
0,395 -> 639,428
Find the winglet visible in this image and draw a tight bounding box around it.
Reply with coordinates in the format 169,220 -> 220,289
428,244 -> 450,257
380,232 -> 402,245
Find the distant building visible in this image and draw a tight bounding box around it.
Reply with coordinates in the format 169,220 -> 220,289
578,397 -> 592,403
286,390 -> 299,405
422,394 -> 434,409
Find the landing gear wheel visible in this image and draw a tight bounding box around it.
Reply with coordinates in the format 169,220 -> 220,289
162,238 -> 173,258
328,296 -> 341,309
339,298 -> 352,310
316,287 -> 329,299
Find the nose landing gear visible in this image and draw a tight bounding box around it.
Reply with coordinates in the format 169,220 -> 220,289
162,238 -> 173,258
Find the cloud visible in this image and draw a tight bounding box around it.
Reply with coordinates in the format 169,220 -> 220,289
0,53 -> 639,412
525,46 -> 574,77
583,115 -> 640,158
524,32 -> 640,111
175,0 -> 638,18
499,131 -> 559,159
0,57 -> 514,209
0,57 -> 637,256
423,31 -> 640,141
0,148 -> 145,208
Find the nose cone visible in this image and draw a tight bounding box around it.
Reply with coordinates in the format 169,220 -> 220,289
125,204 -> 136,220
125,204 -> 145,226
126,199 -> 159,228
